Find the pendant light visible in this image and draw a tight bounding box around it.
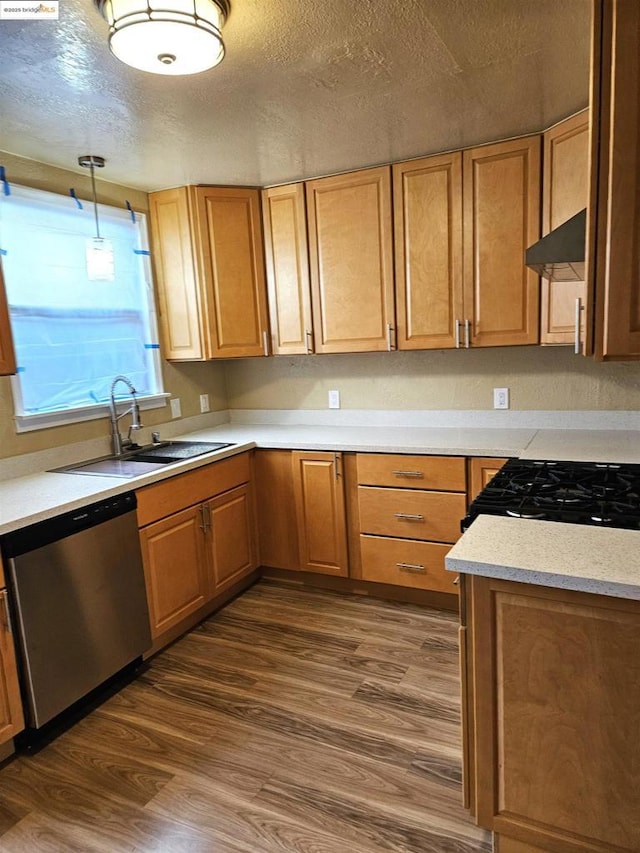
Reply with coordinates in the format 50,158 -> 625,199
94,0 -> 230,76
79,155 -> 115,282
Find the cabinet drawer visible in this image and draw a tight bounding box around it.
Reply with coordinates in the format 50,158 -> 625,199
360,535 -> 457,593
358,486 -> 465,543
136,452 -> 251,527
356,453 -> 466,491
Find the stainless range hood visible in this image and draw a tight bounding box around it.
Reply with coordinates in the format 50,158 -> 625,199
525,208 -> 586,281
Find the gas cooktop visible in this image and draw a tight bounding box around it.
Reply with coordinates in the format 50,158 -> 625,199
465,458 -> 640,531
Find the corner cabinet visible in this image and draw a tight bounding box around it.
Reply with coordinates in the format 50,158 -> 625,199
262,183 -> 314,355
291,451 -> 349,576
587,0 -> 640,360
0,259 -> 16,375
0,564 -> 24,746
306,167 -> 395,353
149,186 -> 270,360
463,136 -> 541,347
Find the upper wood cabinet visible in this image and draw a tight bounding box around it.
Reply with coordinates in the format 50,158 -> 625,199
393,153 -> 464,350
463,136 -> 541,347
149,186 -> 270,360
541,111 -> 589,346
0,259 -> 17,376
306,167 -> 395,353
587,0 -> 640,360
262,184 -> 314,355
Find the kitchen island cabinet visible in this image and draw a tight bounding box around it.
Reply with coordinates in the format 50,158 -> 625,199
0,260 -> 16,376
449,516 -> 640,852
149,186 -> 269,361
136,452 -> 258,652
0,561 -> 24,749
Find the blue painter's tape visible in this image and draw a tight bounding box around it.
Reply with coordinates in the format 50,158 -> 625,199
134,249 -> 151,255
16,366 -> 25,373
0,248 -> 6,256
125,200 -> 136,223
144,343 -> 160,349
70,188 -> 83,209
0,166 -> 10,196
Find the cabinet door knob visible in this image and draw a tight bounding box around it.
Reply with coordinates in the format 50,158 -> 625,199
262,330 -> 270,357
574,297 -> 584,355
394,512 -> 424,522
455,319 -> 461,349
392,470 -> 424,478
305,329 -> 313,354
1,590 -> 13,634
464,319 -> 471,348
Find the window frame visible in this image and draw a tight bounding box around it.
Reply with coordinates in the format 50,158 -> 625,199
0,183 -> 167,432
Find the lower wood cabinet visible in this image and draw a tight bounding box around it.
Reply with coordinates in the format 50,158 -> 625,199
467,457 -> 508,503
0,585 -> 24,746
291,451 -> 349,576
136,452 -> 258,646
463,574 -> 640,852
355,453 -> 465,595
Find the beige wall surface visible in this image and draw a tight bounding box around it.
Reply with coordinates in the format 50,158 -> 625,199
224,346 -> 640,412
0,151 -> 227,459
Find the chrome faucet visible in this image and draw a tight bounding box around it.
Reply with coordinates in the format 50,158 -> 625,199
109,375 -> 143,456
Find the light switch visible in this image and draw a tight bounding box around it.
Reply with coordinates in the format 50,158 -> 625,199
170,398 -> 182,418
200,394 -> 210,413
328,390 -> 340,409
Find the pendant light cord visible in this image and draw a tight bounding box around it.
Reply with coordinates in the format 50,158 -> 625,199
89,162 -> 101,239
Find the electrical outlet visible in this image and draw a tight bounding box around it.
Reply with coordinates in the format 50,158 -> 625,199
170,397 -> 182,419
199,394 -> 210,413
328,389 -> 340,409
493,387 -> 510,409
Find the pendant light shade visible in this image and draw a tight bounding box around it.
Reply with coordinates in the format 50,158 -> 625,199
94,0 -> 229,76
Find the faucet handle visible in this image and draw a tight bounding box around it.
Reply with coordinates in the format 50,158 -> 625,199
152,431 -> 161,444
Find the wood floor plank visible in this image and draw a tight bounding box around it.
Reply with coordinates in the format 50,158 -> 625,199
0,580 -> 488,853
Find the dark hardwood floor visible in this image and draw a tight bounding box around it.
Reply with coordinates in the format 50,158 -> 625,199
0,581 -> 491,852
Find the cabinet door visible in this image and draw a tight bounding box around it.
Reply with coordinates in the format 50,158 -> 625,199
149,187 -> 204,360
0,260 -> 16,376
206,484 -> 258,595
0,589 -> 25,745
139,505 -> 209,638
192,186 -> 270,358
393,153 -> 464,350
463,137 -> 541,347
471,576 -> 640,850
468,457 -> 507,503
306,167 -> 395,353
262,184 -> 313,355
254,449 -> 299,570
541,111 -> 589,346
292,451 -> 349,576
589,1 -> 640,360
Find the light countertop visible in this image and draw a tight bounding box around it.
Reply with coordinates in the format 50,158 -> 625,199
1,419 -> 640,541
445,515 -> 640,600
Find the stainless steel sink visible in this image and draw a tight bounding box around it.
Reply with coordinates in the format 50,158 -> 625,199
50,440 -> 235,479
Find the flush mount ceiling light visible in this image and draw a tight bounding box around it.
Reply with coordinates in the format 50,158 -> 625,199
94,0 -> 230,76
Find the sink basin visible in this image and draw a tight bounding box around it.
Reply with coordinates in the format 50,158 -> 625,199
50,440 -> 235,479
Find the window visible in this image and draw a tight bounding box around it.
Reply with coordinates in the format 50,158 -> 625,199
0,183 -> 165,431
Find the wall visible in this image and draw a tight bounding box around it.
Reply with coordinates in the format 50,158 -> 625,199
0,150 -> 226,459
224,346 -> 640,412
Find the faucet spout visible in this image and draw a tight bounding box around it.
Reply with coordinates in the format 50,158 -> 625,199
109,375 -> 143,456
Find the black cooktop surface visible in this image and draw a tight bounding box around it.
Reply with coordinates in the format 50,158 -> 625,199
466,458 -> 640,530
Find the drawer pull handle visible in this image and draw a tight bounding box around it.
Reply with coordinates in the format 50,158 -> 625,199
392,470 -> 424,478
394,513 -> 424,522
397,562 -> 426,573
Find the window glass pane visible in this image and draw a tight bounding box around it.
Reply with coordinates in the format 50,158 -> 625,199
0,185 -> 162,415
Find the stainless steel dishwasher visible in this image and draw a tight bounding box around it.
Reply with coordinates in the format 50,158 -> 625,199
2,491 -> 151,744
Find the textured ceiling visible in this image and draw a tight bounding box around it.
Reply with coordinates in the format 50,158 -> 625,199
0,0 -> 591,192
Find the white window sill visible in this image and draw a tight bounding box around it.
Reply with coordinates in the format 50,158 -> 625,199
13,393 -> 170,433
